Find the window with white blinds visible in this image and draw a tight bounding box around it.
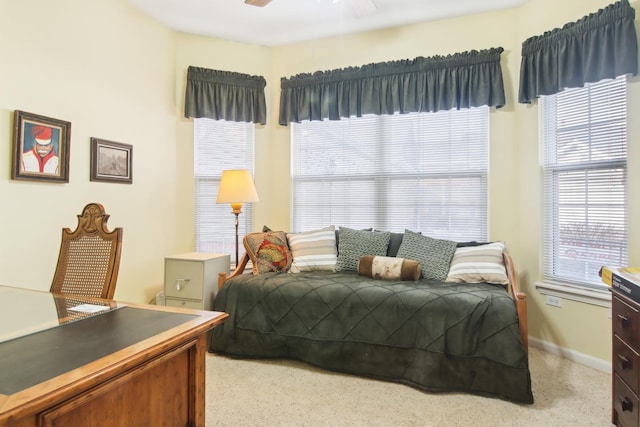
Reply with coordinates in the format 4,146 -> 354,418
541,75 -> 628,289
291,107 -> 489,241
194,118 -> 254,261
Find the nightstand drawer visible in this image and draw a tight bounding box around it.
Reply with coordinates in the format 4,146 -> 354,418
165,297 -> 204,310
165,260 -> 205,300
615,336 -> 640,394
164,253 -> 230,311
615,374 -> 639,427
614,296 -> 640,351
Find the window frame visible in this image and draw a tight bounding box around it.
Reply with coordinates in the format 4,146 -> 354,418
194,118 -> 255,264
540,75 -> 628,291
290,107 -> 490,241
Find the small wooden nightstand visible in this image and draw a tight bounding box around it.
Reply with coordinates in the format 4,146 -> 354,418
164,252 -> 230,310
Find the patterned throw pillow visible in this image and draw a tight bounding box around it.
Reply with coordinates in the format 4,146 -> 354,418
396,229 -> 457,280
357,255 -> 421,281
446,241 -> 509,285
335,227 -> 390,272
287,226 -> 337,273
243,231 -> 293,275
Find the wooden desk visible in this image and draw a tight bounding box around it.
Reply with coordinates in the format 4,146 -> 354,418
0,286 -> 228,427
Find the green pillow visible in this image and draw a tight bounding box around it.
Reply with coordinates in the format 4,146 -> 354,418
335,227 -> 390,272
396,229 -> 456,280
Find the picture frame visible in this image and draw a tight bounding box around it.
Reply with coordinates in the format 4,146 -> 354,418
11,110 -> 71,183
90,138 -> 133,184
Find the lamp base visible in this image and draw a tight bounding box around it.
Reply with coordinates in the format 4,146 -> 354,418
230,203 -> 243,266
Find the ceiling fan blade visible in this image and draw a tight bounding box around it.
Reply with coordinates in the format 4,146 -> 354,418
349,0 -> 377,18
244,0 -> 272,7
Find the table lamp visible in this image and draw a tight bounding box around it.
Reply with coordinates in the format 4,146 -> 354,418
216,169 -> 259,266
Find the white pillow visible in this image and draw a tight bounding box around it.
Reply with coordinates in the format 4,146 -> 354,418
445,241 -> 509,285
287,226 -> 337,273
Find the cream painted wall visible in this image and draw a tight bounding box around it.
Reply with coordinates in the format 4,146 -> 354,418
269,8 -> 522,239
513,0 -> 640,362
1,0 -> 637,363
173,34 -> 272,252
0,0 -> 178,304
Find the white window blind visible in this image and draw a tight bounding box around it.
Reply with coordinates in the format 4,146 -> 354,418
194,118 -> 254,261
541,75 -> 628,288
291,108 -> 489,241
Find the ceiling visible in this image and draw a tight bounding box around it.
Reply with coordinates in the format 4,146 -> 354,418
128,0 -> 528,47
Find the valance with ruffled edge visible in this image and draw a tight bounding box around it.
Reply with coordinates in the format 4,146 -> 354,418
279,48 -> 506,125
184,66 -> 267,124
518,0 -> 637,104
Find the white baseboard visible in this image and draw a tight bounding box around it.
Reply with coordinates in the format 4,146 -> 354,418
529,336 -> 611,373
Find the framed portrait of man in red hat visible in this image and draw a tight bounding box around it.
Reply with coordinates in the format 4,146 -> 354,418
11,110 -> 71,182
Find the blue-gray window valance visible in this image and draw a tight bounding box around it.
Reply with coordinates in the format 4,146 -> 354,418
279,48 -> 506,125
518,0 -> 637,103
184,66 -> 267,125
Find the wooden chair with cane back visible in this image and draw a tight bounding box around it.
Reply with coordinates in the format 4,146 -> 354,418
50,202 -> 123,300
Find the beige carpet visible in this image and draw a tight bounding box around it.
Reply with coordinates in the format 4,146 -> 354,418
206,347 -> 612,426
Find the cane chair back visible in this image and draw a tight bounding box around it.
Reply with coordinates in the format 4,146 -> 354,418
50,203 -> 123,299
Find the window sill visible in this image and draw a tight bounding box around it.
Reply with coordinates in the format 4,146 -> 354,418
535,281 -> 611,308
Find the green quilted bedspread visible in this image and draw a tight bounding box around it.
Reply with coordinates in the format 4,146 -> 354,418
210,271 -> 533,404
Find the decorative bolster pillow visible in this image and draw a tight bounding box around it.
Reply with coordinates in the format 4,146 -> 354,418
357,255 -> 421,281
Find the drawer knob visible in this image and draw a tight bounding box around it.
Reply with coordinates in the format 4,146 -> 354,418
621,397 -> 634,412
175,278 -> 191,291
618,314 -> 630,328
618,354 -> 632,370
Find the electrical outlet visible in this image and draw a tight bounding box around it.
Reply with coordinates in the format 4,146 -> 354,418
546,295 -> 563,308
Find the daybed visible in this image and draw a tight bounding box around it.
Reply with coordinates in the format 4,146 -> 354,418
210,227 -> 532,404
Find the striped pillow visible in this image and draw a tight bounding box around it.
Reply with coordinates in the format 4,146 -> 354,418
445,241 -> 509,285
287,226 -> 337,273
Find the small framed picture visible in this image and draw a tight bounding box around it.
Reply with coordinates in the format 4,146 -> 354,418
12,110 -> 71,183
90,138 -> 133,184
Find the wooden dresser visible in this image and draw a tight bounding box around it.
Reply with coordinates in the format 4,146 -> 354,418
613,288 -> 640,426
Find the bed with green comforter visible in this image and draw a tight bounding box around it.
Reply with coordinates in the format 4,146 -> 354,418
209,269 -> 533,404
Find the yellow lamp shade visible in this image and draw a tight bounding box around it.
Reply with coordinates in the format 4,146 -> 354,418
216,169 -> 259,207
